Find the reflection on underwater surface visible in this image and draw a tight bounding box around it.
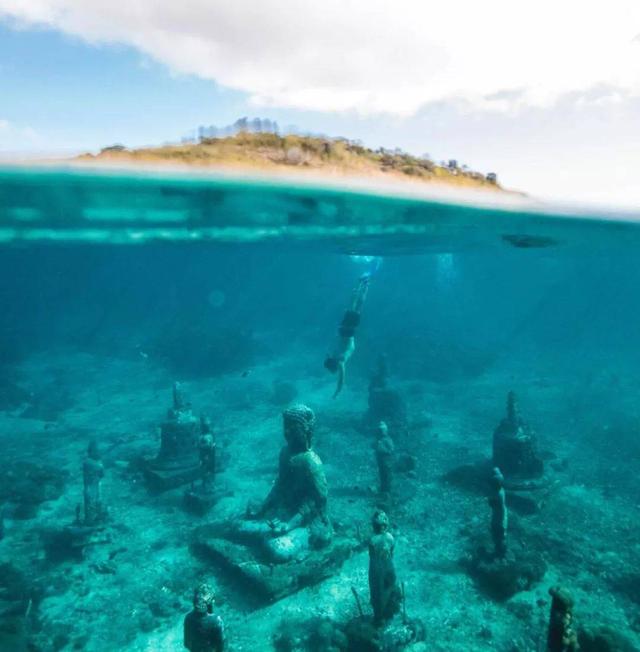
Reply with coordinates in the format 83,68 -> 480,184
1,165 -> 640,253
1,172 -> 640,651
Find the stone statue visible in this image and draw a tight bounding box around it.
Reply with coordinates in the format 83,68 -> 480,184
199,416 -> 216,493
492,391 -> 543,481
183,583 -> 225,652
183,415 -> 220,514
374,421 -> 395,497
144,383 -> 202,490
368,510 -> 401,626
244,404 -> 331,562
193,403 -> 356,602
488,467 -> 507,558
366,355 -> 407,441
83,440 -> 106,525
547,586 -> 578,652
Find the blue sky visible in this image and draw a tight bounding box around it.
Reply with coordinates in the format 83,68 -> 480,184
1,2 -> 640,205
0,25 -> 251,150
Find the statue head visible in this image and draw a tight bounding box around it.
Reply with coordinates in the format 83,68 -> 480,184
490,467 -> 504,490
199,433 -> 215,451
193,583 -> 215,614
372,509 -> 389,534
376,421 -> 389,439
283,404 -> 315,452
549,586 -> 574,614
87,439 -> 101,461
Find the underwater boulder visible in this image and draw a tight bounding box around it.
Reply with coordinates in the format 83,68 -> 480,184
344,614 -> 425,652
19,383 -> 76,422
578,625 -> 638,652
466,547 -> 546,600
0,561 -> 44,652
273,616 -> 347,652
0,461 -> 68,519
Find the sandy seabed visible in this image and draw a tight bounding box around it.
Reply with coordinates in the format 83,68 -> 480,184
1,342 -> 639,652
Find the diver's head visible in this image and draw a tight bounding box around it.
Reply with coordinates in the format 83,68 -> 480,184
324,356 -> 339,374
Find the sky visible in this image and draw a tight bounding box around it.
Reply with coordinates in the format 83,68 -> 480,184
1,1 -> 640,206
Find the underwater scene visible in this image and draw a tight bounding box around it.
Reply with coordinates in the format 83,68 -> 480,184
2,168 -> 640,652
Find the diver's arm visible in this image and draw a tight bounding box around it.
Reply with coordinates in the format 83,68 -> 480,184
333,361 -> 346,398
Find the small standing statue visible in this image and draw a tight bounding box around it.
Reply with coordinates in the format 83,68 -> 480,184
488,467 -> 507,558
199,416 -> 217,493
183,583 -> 225,652
547,586 -> 578,652
368,510 -> 401,626
82,440 -> 106,525
374,421 -> 395,497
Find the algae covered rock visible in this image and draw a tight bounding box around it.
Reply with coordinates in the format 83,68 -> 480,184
578,625 -> 638,652
273,616 -> 346,652
0,461 -> 68,519
467,547 -> 546,600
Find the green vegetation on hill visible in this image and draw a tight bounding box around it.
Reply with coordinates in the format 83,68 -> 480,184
79,132 -> 500,191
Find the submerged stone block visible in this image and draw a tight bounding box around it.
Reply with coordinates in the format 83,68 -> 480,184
578,625 -> 638,652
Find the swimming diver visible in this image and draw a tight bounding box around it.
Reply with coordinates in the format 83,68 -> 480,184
324,272 -> 372,397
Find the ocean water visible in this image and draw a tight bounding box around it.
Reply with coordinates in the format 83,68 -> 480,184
1,167 -> 640,651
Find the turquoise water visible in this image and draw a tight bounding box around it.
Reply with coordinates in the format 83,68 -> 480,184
1,167 -> 640,651
1,165 -> 639,251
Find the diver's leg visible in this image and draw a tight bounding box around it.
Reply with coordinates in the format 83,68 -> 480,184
351,275 -> 370,313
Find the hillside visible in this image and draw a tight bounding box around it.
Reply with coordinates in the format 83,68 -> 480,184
76,132 -> 502,192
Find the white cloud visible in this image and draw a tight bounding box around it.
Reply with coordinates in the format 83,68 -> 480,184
1,1 -> 640,115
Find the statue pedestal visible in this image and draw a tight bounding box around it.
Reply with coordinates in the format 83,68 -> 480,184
345,615 -> 425,652
467,546 -> 546,601
143,460 -> 202,492
190,524 -> 359,602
